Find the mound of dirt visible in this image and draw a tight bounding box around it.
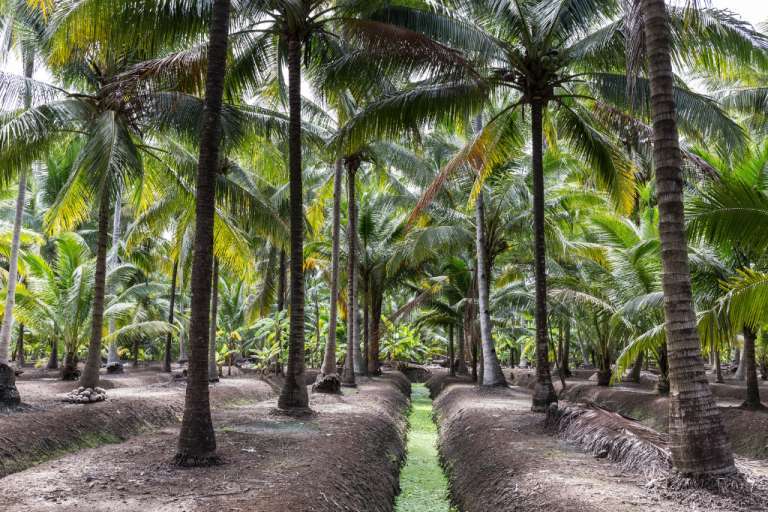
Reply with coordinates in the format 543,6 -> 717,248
401,366 -> 434,383
0,372 -> 410,512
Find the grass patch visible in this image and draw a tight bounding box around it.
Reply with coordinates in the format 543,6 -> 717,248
394,384 -> 456,512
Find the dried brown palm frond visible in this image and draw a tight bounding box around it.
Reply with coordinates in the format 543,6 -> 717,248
547,399 -> 671,479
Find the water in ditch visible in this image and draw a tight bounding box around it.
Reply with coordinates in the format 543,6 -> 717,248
394,383 -> 455,512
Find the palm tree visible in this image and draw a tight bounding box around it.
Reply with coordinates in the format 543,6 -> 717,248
173,0 -> 231,467
639,0 -> 735,476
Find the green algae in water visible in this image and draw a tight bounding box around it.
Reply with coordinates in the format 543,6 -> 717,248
395,384 -> 456,512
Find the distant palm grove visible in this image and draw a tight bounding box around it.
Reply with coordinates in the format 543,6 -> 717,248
3,0 -> 768,502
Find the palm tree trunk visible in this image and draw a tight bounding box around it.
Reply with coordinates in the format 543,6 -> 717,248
275,247 -> 286,374
178,263 -> 187,364
342,160 -> 358,387
318,160 -> 343,378
363,273 -> 369,372
107,183 -> 123,369
742,325 -> 761,409
368,294 -> 382,376
174,0 -> 230,466
530,100 -> 557,412
163,261 -> 178,372
734,342 -> 747,380
448,323 -> 455,377
457,324 -> 468,375
277,38 -> 309,411
79,201 -> 110,390
15,324 -> 24,368
313,288 -> 319,368
715,345 -> 724,383
562,322 -> 571,377
47,329 -> 59,370
209,258 -> 220,382
351,182 -> 364,377
642,0 -> 735,476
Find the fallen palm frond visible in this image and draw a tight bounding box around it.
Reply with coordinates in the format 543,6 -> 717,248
546,399 -> 671,479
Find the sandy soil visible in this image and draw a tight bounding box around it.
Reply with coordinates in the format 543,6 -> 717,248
0,371 -> 410,512
431,381 -> 767,512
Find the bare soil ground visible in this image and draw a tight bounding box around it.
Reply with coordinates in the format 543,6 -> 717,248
0,371 -> 410,512
431,380 -> 768,512
514,368 -> 768,460
1,362 -> 279,477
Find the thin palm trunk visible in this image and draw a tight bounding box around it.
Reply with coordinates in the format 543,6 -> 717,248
368,294 -> 382,376
275,248 -> 286,374
456,323 -> 467,375
15,324 -> 24,368
530,100 -> 557,412
315,159 -> 343,392
562,322 -> 571,377
47,329 -> 58,370
363,273 -> 369,372
79,202 -> 110,390
642,0 -> 735,475
715,345 -> 724,383
163,261 -> 178,372
174,0 -> 230,465
107,183 -> 123,368
209,259 -> 220,382
342,160 -> 358,386
277,38 -> 309,411
448,323 -> 455,377
178,263 -> 187,364
742,325 -> 761,409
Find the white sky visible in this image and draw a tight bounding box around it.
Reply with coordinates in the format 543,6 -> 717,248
2,1 -> 767,83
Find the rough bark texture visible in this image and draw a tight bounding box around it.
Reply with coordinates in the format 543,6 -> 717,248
742,325 -> 761,408
316,158 -> 343,392
79,202 -> 110,390
343,160 -> 358,387
628,353 -> 644,383
643,0 -> 735,476
163,261 -> 178,373
209,259 -> 220,382
530,100 -> 557,412
277,39 -> 309,411
107,183 -> 123,368
174,0 -> 230,466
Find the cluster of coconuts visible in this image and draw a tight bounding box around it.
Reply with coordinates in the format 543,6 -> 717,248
508,47 -> 568,90
61,386 -> 108,404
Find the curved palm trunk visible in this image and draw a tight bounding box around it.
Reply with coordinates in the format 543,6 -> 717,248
277,38 -> 309,411
107,183 -> 123,370
163,261 -> 178,372
315,159 -> 343,392
642,0 -> 735,476
79,202 -> 110,390
342,161 -> 358,387
742,325 -> 761,409
209,259 -> 220,382
174,0 -> 230,466
530,100 -> 557,412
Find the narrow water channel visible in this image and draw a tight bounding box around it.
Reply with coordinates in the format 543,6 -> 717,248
394,383 -> 455,512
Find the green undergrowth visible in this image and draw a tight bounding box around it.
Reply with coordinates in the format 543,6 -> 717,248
394,384 -> 455,512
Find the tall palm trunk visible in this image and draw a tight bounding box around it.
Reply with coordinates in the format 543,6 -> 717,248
715,346 -> 724,383
0,58 -> 32,404
163,260 -> 178,372
209,259 -> 220,382
15,324 -> 24,368
448,323 -> 455,377
275,247 -> 286,374
457,323 -> 468,375
642,0 -> 735,476
530,100 -> 557,412
79,202 -> 110,390
368,293 -> 382,375
562,321 -> 571,377
277,38 -> 309,411
363,273 -> 369,372
473,113 -> 506,387
174,0 -> 230,465
315,159 -> 343,392
342,160 -> 358,386
107,183 -> 123,369
178,263 -> 187,364
742,325 -> 761,409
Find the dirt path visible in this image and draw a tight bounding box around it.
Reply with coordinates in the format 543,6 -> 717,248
0,372 -> 410,511
394,383 -> 453,512
432,382 -> 763,512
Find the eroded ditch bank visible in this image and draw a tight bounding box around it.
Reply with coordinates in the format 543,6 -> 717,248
0,377 -> 279,478
428,377 -> 757,512
394,383 -> 453,512
0,371 -> 410,512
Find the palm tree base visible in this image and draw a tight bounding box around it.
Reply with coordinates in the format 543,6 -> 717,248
341,382 -> 358,388
172,451 -> 222,467
531,384 -> 557,413
738,401 -> 768,412
596,371 -> 611,387
655,379 -> 670,395
106,362 -> 124,374
312,373 -> 341,394
0,365 -> 20,405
